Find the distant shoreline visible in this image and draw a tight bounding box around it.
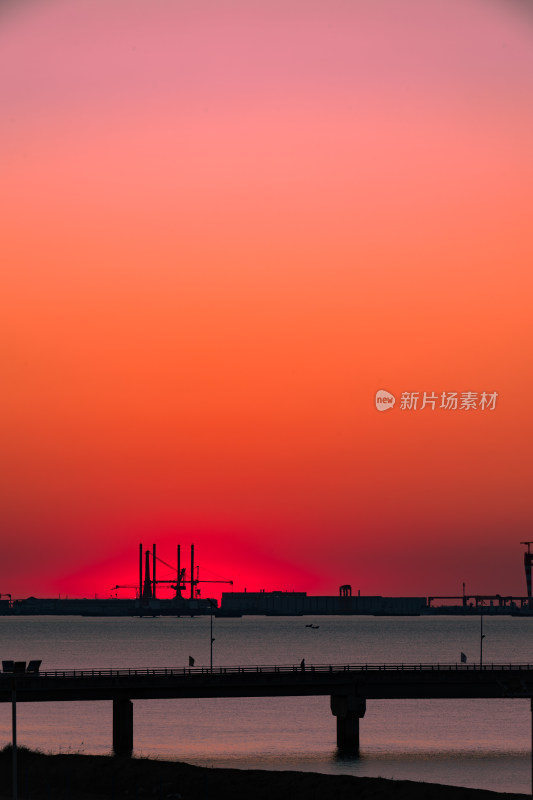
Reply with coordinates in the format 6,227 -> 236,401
0,748 -> 528,800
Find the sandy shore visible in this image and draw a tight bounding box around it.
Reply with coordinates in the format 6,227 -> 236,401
0,748 -> 529,800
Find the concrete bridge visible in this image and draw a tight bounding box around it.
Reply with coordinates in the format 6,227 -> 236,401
2,662 -> 533,757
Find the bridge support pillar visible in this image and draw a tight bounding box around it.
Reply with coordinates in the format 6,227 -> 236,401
330,695 -> 366,753
113,698 -> 133,757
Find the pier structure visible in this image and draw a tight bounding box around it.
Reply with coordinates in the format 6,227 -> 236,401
3,662 -> 533,758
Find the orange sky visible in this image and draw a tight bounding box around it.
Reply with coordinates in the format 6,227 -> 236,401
1,0 -> 533,599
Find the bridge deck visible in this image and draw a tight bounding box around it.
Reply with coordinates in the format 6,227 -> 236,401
6,661 -> 533,677
4,663 -> 533,760
1,663 -> 533,702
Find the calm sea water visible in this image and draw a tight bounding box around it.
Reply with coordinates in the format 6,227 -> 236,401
0,615 -> 532,794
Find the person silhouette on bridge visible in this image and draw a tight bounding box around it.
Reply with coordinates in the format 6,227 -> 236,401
300,658 -> 305,672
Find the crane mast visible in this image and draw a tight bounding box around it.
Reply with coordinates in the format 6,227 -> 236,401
113,543 -> 233,605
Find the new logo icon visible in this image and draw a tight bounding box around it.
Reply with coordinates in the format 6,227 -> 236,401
375,389 -> 396,411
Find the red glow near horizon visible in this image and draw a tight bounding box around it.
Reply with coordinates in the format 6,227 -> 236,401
53,539 -> 323,603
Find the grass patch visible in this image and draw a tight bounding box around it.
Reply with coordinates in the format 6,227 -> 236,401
0,747 -> 527,800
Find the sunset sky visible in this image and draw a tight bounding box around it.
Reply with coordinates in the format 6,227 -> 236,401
1,0 -> 533,600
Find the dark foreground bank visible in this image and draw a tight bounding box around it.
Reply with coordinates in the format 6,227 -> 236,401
0,748 -> 528,800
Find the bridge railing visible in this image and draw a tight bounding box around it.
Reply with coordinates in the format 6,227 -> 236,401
1,663 -> 533,679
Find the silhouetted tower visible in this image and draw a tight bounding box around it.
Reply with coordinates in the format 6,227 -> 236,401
339,585 -> 352,597
139,543 -> 143,599
153,543 -> 156,600
522,542 -> 533,607
190,543 -> 195,600
176,545 -> 182,598
142,550 -> 153,601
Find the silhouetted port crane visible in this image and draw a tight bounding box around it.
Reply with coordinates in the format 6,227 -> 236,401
522,542 -> 533,608
113,543 -> 233,601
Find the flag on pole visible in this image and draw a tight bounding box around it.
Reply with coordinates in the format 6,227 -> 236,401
460,652 -> 467,663
189,656 -> 195,667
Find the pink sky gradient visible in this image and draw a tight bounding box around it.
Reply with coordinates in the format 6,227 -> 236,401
1,0 -> 533,600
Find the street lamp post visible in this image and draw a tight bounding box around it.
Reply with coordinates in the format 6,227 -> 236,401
4,659 -> 42,800
11,682 -> 17,800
